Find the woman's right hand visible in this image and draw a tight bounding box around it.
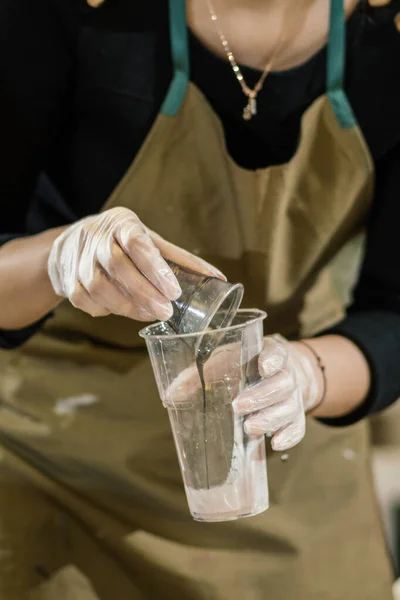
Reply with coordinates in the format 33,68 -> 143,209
47,207 -> 225,322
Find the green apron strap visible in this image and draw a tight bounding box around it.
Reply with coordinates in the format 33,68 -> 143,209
161,0 -> 190,117
326,0 -> 357,128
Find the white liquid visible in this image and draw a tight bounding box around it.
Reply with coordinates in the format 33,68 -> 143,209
168,398 -> 268,522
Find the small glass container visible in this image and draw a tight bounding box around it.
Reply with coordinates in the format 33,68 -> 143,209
167,261 -> 244,335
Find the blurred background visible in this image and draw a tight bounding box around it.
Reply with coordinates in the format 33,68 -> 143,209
371,403 -> 400,596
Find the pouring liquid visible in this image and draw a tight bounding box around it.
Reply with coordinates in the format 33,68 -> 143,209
195,354 -> 210,489
195,337 -> 217,491
167,291 -> 242,492
193,334 -> 234,491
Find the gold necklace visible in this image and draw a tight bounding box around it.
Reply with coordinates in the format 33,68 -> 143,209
204,0 -> 286,120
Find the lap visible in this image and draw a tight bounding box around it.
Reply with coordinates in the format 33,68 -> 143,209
0,459 -> 141,600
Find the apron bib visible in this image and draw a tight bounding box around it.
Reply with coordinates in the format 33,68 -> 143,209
0,1 -> 393,598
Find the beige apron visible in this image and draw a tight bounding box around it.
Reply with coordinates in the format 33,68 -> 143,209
0,1 -> 394,598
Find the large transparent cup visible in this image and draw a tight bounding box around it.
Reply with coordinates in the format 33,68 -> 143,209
139,309 -> 269,522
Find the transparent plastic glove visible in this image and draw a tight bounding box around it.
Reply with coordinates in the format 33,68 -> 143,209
48,207 -> 224,321
166,334 -> 321,452
233,335 -> 321,451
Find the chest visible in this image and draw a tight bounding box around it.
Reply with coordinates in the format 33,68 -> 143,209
186,0 -> 359,71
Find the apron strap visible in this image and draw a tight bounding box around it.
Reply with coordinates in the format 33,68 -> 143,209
326,0 -> 357,128
161,0 -> 190,117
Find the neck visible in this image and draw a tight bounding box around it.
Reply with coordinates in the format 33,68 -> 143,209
217,0 -> 285,6
188,0 -> 359,73
211,0 -> 305,8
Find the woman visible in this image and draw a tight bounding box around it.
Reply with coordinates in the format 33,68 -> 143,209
0,0 -> 400,597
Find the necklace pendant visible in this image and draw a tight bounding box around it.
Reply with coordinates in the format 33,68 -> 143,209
243,103 -> 252,121
243,97 -> 257,121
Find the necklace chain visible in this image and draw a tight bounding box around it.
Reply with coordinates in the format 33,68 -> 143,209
204,0 -> 286,120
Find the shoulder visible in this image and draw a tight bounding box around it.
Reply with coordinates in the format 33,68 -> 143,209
0,0 -> 169,85
0,0 -> 166,42
53,0 -> 169,56
347,0 -> 400,159
0,0 -> 85,57
0,0 -> 87,24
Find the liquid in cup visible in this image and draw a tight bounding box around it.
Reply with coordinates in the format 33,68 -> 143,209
140,309 -> 269,522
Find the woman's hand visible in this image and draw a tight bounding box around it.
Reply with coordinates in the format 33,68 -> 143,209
47,206 -> 224,322
166,334 -> 323,452
233,335 -> 322,451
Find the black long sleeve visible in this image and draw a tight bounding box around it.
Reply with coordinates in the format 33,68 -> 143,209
321,141 -> 400,425
0,0 -> 74,242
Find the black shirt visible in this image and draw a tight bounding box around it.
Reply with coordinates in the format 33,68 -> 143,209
1,0 -> 400,425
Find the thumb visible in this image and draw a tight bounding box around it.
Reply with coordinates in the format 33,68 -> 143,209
258,335 -> 288,378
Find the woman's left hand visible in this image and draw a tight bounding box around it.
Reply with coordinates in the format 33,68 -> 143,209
167,334 -> 323,452
233,335 -> 322,451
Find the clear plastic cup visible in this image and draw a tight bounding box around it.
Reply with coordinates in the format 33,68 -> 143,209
139,309 -> 269,522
